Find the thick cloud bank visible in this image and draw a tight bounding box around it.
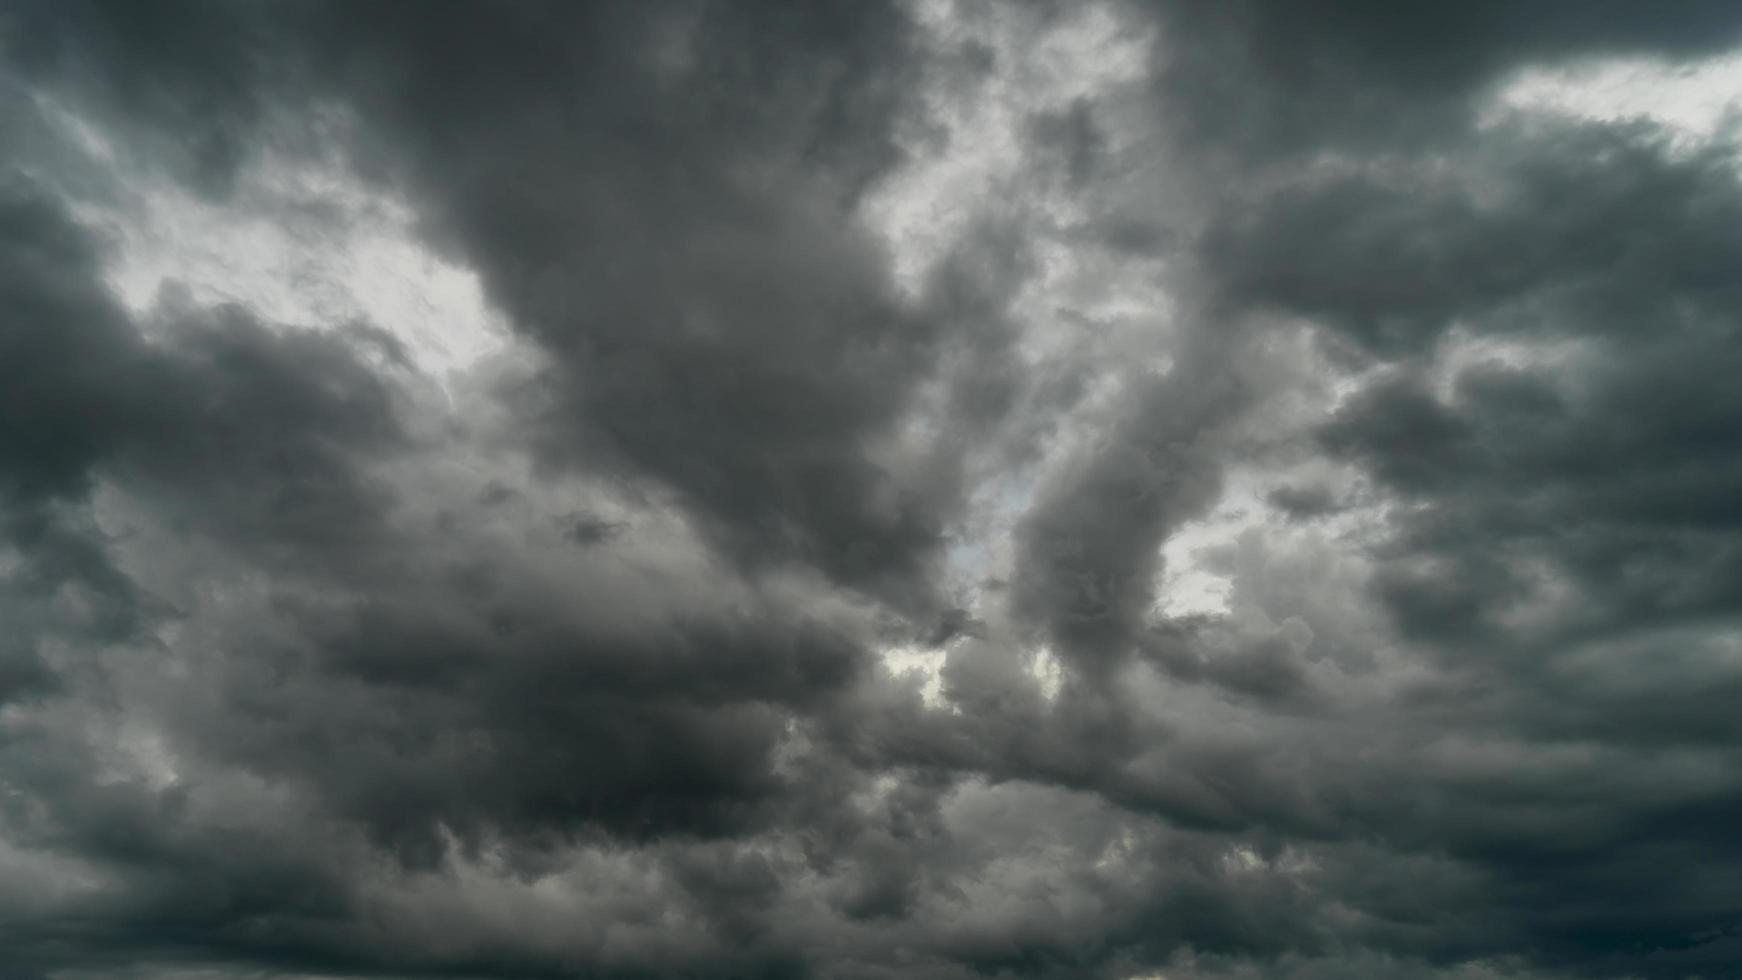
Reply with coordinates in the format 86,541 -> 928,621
5,2 -> 1742,978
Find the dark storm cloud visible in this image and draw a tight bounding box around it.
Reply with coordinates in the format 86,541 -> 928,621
1009,320 -> 1252,680
0,184 -> 392,980
1287,128 -> 1742,660
3,5 -> 951,976
0,175 -> 889,980
203,581 -> 871,866
7,1 -> 1742,979
0,181 -> 143,505
1205,123 -> 1742,354
0,197 -> 407,560
231,4 -> 921,586
1156,8 -> 1742,975
0,180 -> 403,710
307,2 -> 957,602
9,0 -> 955,603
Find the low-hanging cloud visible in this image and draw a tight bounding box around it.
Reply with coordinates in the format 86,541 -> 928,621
4,2 -> 1742,978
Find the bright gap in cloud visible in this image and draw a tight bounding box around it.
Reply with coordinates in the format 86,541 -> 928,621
865,0 -> 1163,695
883,643 -> 948,706
863,0 -> 1152,296
1489,50 -> 1742,149
39,101 -> 508,380
1155,475 -> 1270,619
107,170 -> 505,379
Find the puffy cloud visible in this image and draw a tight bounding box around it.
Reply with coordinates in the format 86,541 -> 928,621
4,2 -> 1742,979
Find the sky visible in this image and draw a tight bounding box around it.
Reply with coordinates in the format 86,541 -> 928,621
3,2 -> 1742,978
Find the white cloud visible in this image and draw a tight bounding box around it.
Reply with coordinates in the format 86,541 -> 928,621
1489,51 -> 1742,150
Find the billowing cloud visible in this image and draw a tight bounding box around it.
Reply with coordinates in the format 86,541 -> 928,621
4,2 -> 1742,978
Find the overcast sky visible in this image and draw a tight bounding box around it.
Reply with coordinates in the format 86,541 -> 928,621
5,2 -> 1742,978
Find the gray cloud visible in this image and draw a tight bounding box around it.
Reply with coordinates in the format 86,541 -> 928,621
4,2 -> 1742,979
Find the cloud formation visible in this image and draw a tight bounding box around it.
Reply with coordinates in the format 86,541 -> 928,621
4,2 -> 1742,978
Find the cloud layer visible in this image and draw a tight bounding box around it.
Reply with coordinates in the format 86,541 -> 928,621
4,2 -> 1742,978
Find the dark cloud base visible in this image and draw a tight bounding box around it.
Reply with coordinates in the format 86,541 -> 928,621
4,2 -> 1742,979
